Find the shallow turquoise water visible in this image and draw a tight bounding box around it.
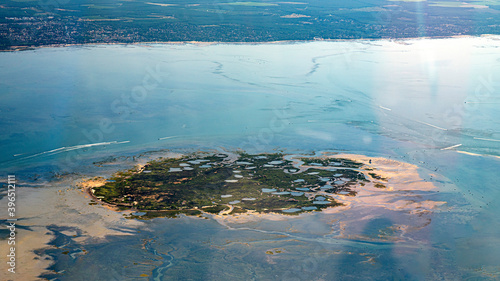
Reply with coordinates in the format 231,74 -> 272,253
1,37 -> 500,279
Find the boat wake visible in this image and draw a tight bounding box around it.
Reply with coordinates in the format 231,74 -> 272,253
17,141 -> 130,160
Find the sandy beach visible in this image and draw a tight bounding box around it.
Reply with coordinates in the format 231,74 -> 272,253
2,34 -> 496,52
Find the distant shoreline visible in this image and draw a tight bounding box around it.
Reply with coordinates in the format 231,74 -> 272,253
2,34 -> 497,52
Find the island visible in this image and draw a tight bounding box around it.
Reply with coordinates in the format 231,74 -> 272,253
83,152 -> 388,219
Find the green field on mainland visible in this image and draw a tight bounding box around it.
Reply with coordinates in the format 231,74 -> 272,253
2,0 -> 500,49
429,1 -> 484,7
224,2 -> 279,6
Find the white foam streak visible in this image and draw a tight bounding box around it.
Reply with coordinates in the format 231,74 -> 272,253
416,120 -> 447,131
159,136 -> 178,140
441,144 -> 462,150
473,137 -> 500,142
456,150 -> 482,156
20,141 -> 129,160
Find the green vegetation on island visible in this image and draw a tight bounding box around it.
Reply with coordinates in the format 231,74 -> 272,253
90,152 -> 379,219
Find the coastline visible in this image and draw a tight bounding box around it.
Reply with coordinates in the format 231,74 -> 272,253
2,34 -> 498,53
79,177 -> 124,213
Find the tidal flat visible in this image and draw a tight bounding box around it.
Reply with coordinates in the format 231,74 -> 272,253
33,149 -> 449,280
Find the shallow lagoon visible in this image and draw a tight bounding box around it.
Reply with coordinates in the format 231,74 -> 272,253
1,37 -> 500,280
